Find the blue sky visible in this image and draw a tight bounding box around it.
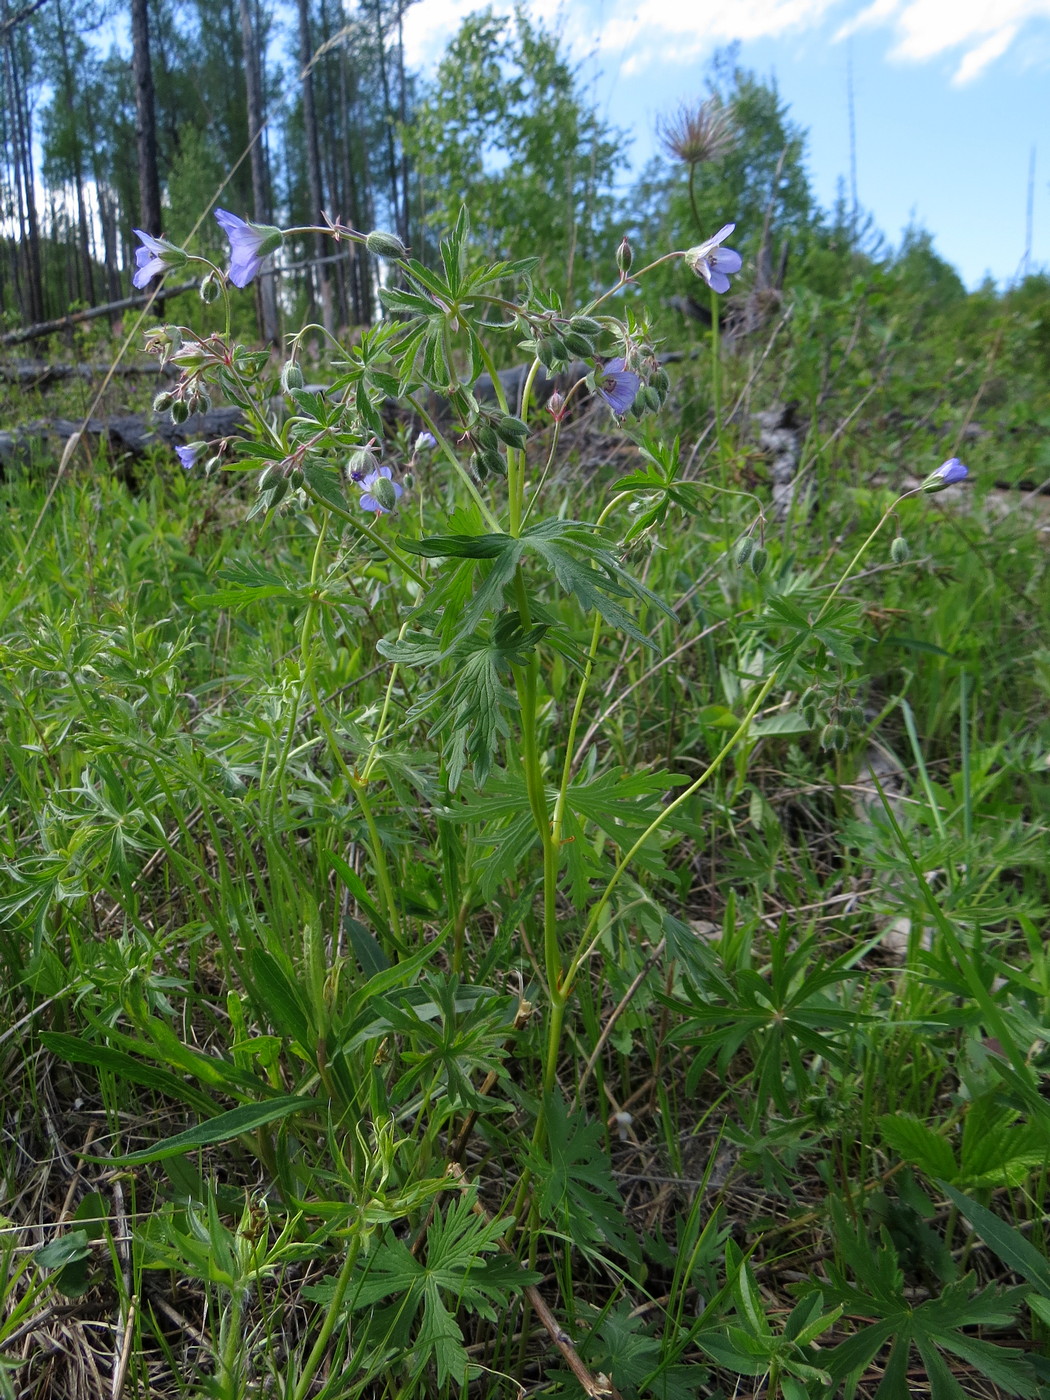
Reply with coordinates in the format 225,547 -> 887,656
402,0 -> 1050,289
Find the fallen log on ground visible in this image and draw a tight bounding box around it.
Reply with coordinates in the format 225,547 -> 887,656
0,407 -> 247,473
0,361 -> 174,386
0,281 -> 199,347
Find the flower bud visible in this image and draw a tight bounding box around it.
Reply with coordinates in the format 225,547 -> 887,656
922,457 -> 968,493
347,447 -> 378,482
494,415 -> 529,447
281,360 -> 305,392
890,535 -> 910,564
481,448 -> 507,478
802,703 -> 818,728
199,272 -> 221,303
545,334 -> 569,362
152,390 -> 174,413
371,475 -> 398,512
749,547 -> 768,578
365,229 -> 408,259
562,330 -> 594,358
616,236 -> 633,276
170,398 -> 190,424
734,537 -> 755,568
548,391 -> 567,422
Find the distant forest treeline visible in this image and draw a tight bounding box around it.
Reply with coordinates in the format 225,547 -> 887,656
1,0 -> 1047,343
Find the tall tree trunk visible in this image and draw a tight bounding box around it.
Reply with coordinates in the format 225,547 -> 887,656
395,0 -> 409,249
237,0 -> 279,343
2,10 -> 44,322
341,39 -> 371,324
55,0 -> 95,305
370,0 -> 401,244
131,0 -> 162,239
296,0 -> 331,331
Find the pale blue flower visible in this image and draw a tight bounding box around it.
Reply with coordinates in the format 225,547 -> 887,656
132,229 -> 187,288
359,465 -> 403,514
923,458 -> 969,493
214,209 -> 283,288
685,223 -> 742,294
175,443 -> 203,470
596,358 -> 641,416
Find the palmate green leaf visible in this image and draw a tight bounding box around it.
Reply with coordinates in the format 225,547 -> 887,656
533,1091 -> 639,1265
821,1199 -> 1038,1397
353,1190 -> 539,1386
191,558 -> 302,610
301,461 -> 346,513
400,517 -> 671,647
880,1113 -> 957,1181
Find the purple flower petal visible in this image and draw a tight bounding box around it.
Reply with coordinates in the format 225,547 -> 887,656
597,358 -> 641,416
175,443 -> 202,470
935,458 -> 968,483
684,223 -> 742,293
131,228 -> 184,288
214,209 -> 283,288
710,248 -> 742,274
922,457 -> 969,493
358,465 -> 404,513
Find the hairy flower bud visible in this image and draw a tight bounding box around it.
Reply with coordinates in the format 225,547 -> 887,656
370,475 -> 398,512
347,447 -> 378,482
562,330 -> 594,358
890,535 -> 910,564
365,229 -> 408,259
548,391 -> 567,422
735,537 -> 755,568
199,272 -> 221,303
281,360 -> 305,392
616,236 -> 633,276
152,390 -> 174,413
170,398 -> 190,424
494,415 -> 529,447
749,546 -> 768,578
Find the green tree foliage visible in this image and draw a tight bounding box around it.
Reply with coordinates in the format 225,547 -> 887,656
403,7 -> 625,302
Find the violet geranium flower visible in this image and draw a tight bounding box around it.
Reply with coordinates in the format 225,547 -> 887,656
922,458 -> 968,493
174,443 -> 203,470
684,223 -> 742,294
132,229 -> 187,288
214,209 -> 284,288
359,465 -> 403,514
596,358 -> 641,417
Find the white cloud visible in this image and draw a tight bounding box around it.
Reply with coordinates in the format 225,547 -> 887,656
951,23 -> 1020,81
402,0 -> 1050,86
